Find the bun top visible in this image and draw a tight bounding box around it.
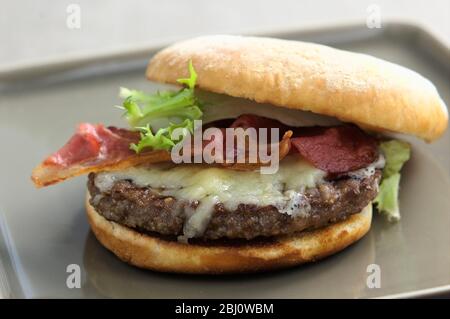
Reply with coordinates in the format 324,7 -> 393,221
146,35 -> 448,141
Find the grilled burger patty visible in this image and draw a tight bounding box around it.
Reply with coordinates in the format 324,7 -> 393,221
87,170 -> 381,240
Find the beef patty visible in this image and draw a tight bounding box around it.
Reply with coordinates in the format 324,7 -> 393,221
87,170 -> 381,240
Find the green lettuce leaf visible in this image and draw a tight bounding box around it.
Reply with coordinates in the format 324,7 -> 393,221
130,119 -> 194,153
374,140 -> 411,221
374,173 -> 402,221
176,60 -> 197,89
119,60 -> 202,153
379,140 -> 411,178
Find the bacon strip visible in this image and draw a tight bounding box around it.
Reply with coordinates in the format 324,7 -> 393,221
32,124 -> 171,187
42,124 -> 139,167
227,115 -> 379,173
221,115 -> 292,170
223,130 -> 292,171
290,125 -> 378,174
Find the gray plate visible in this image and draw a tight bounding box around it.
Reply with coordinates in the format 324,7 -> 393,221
0,23 -> 449,299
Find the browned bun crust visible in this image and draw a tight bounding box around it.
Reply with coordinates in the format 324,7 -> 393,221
86,193 -> 372,274
147,35 -> 448,142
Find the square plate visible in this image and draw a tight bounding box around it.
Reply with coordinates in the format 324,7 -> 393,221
0,22 -> 449,298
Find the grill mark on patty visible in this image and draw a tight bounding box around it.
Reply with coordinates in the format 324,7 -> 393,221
87,170 -> 381,240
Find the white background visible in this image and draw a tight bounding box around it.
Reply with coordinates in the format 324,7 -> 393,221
1,0 -> 449,68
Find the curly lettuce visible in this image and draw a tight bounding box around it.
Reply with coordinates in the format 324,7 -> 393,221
374,140 -> 411,221
118,60 -> 201,152
130,119 -> 194,153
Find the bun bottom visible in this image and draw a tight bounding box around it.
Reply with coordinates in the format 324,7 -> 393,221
86,194 -> 372,274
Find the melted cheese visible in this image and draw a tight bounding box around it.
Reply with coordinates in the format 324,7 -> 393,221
347,155 -> 385,180
94,155 -> 326,238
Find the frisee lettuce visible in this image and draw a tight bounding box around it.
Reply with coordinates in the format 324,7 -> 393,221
118,60 -> 202,153
130,119 -> 194,153
374,140 -> 411,221
177,60 -> 197,89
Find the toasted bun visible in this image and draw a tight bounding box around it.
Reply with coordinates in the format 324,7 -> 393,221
86,194 -> 372,274
147,35 -> 448,141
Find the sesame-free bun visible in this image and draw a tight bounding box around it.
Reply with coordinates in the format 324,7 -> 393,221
86,194 -> 372,274
147,35 -> 448,141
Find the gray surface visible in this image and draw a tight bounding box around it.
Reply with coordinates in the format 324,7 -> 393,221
1,0 -> 449,69
0,23 -> 449,298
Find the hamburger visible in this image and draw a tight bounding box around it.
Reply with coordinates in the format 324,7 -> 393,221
32,35 -> 448,274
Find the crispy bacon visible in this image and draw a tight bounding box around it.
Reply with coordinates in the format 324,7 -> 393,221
227,115 -> 378,173
220,115 -> 292,170
290,125 -> 378,174
222,130 -> 292,171
32,124 -> 171,187
43,124 -> 139,167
